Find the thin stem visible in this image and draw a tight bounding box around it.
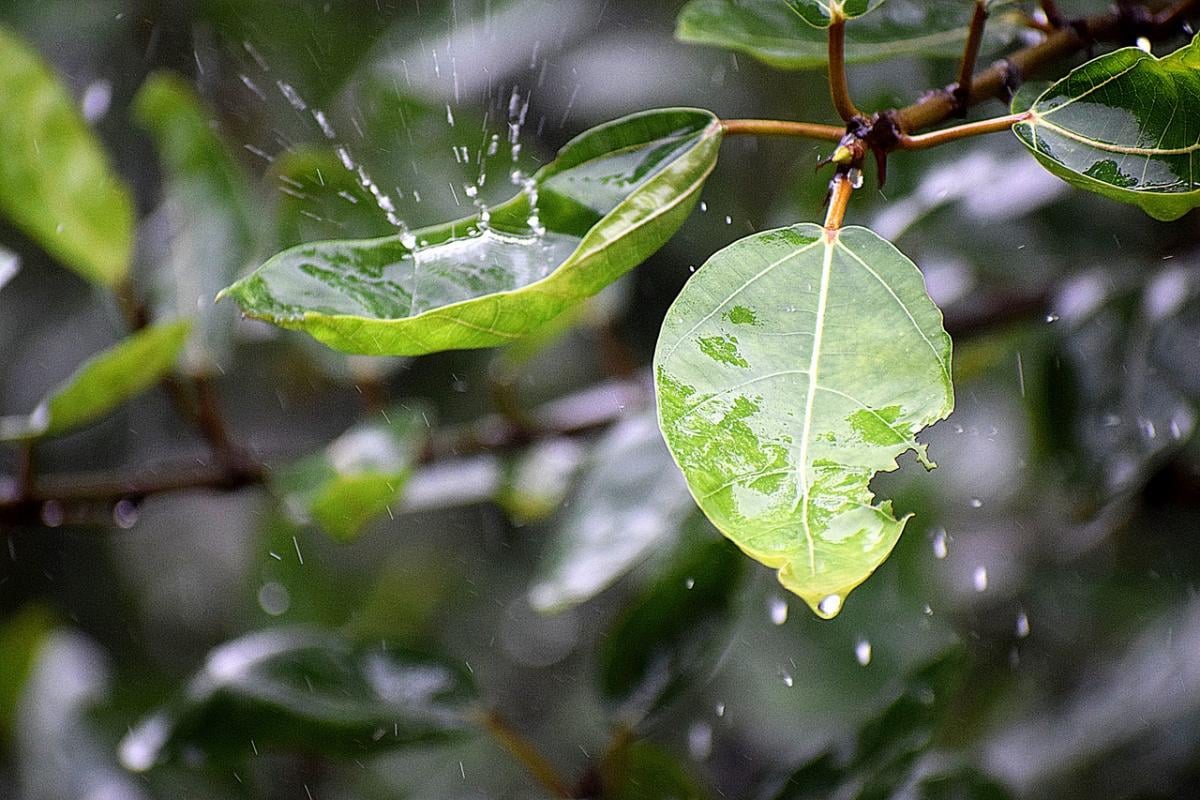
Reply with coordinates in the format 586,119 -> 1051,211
827,17 -> 862,122
194,376 -> 247,470
954,1 -> 990,114
16,442 -> 35,501
896,112 -> 1031,150
824,173 -> 854,232
721,119 -> 845,141
477,711 -> 572,799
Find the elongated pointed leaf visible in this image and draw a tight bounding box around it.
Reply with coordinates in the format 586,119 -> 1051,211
654,225 -> 952,617
134,72 -> 260,375
0,26 -> 133,285
275,403 -> 431,541
119,628 -> 473,770
676,0 -> 1017,69
219,108 -> 722,355
1013,35 -> 1200,222
0,320 -> 192,440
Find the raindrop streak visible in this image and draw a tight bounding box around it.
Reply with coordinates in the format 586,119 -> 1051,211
780,670 -> 794,688
855,639 -> 872,666
1015,610 -> 1030,638
973,566 -> 988,592
768,596 -> 788,625
931,528 -> 948,559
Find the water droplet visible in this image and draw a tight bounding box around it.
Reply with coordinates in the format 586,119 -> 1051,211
780,670 -> 794,688
685,577 -> 695,589
768,596 -> 788,625
931,528 -> 948,559
969,497 -> 983,509
817,594 -> 842,616
699,201 -> 708,212
1045,313 -> 1060,323
973,566 -> 988,592
113,499 -> 139,529
1139,418 -> 1157,439
848,167 -> 864,189
1015,610 -> 1030,638
715,701 -> 726,717
40,501 -> 64,528
855,639 -> 872,666
724,215 -> 732,225
257,582 -> 290,616
687,721 -> 713,761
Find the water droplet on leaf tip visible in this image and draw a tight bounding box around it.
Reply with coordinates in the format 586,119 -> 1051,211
817,594 -> 841,616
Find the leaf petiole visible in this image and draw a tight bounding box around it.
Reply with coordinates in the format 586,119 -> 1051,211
828,14 -> 863,122
895,112 -> 1032,151
720,119 -> 845,141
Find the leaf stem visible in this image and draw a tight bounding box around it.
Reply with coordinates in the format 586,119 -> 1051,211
827,15 -> 862,122
953,1 -> 990,115
895,112 -> 1031,150
476,710 -> 573,799
720,119 -> 845,141
824,172 -> 854,232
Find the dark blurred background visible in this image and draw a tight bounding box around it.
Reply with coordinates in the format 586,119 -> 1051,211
2,1 -> 1200,798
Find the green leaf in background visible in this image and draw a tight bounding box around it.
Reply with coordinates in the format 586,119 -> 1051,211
133,72 -> 260,375
676,0 -> 1017,69
118,628 -> 474,770
528,413 -> 696,612
0,25 -> 133,285
788,0 -> 887,27
0,606 -> 54,740
767,650 -> 1011,800
1012,35 -> 1200,222
654,225 -> 953,618
273,147 -> 399,250
497,436 -> 587,525
218,108 -> 722,355
600,739 -> 711,800
598,521 -> 743,717
274,403 -> 431,541
0,320 -> 192,440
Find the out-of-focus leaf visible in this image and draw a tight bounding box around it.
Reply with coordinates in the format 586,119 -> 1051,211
275,403 -> 432,541
1012,35 -> 1200,222
119,627 -> 475,771
218,108 -> 722,355
0,606 -> 53,739
601,739 -> 711,800
17,631 -> 152,800
133,72 -> 259,375
273,147 -> 399,250
655,225 -> 953,617
767,650 -> 1011,800
0,25 -> 133,286
676,0 -> 1018,69
528,413 -> 695,612
598,520 -> 744,717
497,437 -> 588,525
0,320 -> 192,440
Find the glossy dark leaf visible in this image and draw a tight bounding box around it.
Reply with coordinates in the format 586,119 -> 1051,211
0,25 -> 134,285
134,72 -> 260,374
1013,35 -> 1200,221
655,225 -> 953,617
218,108 -> 722,355
598,520 -> 744,716
676,0 -> 1019,69
119,628 -> 474,770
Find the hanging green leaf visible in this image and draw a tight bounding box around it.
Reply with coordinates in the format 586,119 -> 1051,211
118,628 -> 474,770
676,0 -> 1018,69
0,320 -> 192,441
597,520 -> 743,716
218,108 -> 722,356
528,414 -> 695,613
1012,35 -> 1200,222
654,225 -> 953,618
274,403 -> 431,541
133,72 -> 260,375
0,26 -> 134,286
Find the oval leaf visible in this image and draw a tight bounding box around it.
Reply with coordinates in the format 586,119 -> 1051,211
119,628 -> 474,770
654,225 -> 953,617
676,0 -> 1017,69
1013,35 -> 1200,222
218,108 -> 722,355
0,320 -> 192,440
0,26 -> 134,285
275,403 -> 432,541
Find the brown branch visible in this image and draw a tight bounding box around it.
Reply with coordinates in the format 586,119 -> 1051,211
476,711 -> 573,799
828,16 -> 862,122
895,112 -> 1031,150
721,119 -> 845,141
824,172 -> 855,232
953,1 -> 990,116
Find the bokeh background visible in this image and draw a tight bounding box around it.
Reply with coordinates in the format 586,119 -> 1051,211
2,1 -> 1200,798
